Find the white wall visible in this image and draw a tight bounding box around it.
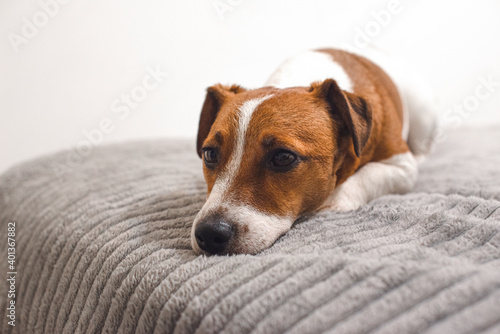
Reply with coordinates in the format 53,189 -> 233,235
1,0 -> 500,174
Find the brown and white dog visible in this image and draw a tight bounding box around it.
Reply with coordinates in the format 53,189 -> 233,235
192,48 -> 437,255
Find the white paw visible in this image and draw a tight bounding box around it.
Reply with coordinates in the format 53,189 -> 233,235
318,197 -> 362,213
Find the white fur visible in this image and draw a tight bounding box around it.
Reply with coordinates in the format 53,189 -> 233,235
192,202 -> 292,255
222,205 -> 293,254
265,50 -> 354,92
321,152 -> 418,212
226,95 -> 273,184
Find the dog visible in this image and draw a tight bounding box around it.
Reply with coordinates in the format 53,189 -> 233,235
191,47 -> 438,255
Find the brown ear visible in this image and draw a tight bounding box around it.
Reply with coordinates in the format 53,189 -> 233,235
196,84 -> 246,157
311,79 -> 372,157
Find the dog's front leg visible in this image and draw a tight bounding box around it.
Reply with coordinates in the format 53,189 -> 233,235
320,152 -> 418,212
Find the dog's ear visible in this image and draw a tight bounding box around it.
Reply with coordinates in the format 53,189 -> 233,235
311,79 -> 372,157
197,84 -> 246,157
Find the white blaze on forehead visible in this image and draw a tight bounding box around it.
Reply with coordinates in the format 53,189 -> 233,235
194,94 -> 274,221
225,94 -> 274,186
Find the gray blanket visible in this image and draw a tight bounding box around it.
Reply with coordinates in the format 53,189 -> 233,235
1,126 -> 499,334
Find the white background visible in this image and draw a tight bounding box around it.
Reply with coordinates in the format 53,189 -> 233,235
1,0 -> 500,174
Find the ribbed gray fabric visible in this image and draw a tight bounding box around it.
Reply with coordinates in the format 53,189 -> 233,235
1,127 -> 499,334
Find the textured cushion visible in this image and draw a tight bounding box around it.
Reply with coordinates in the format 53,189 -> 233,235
1,127 -> 500,334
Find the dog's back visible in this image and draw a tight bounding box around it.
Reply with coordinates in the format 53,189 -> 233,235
356,46 -> 439,160
266,47 -> 439,160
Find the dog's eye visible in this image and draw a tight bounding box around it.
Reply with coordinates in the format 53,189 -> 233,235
271,149 -> 298,170
203,148 -> 218,168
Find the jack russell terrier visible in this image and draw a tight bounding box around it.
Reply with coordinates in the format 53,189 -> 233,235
191,48 -> 437,255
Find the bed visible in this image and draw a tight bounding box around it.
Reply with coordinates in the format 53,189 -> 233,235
1,126 -> 499,334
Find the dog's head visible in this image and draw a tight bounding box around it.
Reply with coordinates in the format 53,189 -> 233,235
192,79 -> 372,255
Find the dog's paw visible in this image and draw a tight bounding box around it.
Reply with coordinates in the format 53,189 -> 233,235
318,198 -> 362,213
318,176 -> 368,213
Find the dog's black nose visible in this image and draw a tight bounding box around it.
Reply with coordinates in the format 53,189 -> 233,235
195,220 -> 234,254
